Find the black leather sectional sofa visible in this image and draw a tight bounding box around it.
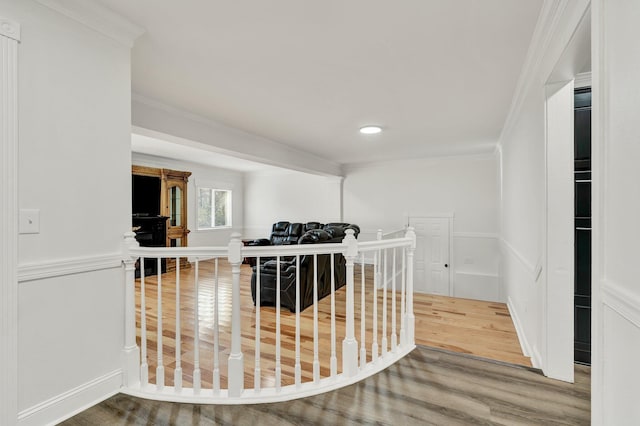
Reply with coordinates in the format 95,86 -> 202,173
248,221 -> 360,312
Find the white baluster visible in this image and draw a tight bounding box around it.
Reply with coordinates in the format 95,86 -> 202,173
342,229 -> 359,377
213,258 -> 220,393
360,253 -> 366,368
313,254 -> 320,383
371,252 -> 379,363
227,234 -> 244,397
156,258 -> 164,389
254,256 -> 261,392
174,258 -> 182,392
405,227 -> 417,345
122,232 -> 140,387
275,256 -> 282,391
400,248 -> 407,347
376,230 -> 383,290
330,254 -> 337,378
391,248 -> 397,352
193,259 -> 201,394
382,249 -> 388,358
295,255 -> 301,387
140,258 -> 148,386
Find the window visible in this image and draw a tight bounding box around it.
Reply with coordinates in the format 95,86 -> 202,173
197,188 -> 232,229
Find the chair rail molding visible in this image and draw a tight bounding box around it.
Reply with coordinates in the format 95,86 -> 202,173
0,16 -> 20,426
601,281 -> 640,330
17,253 -> 123,283
499,238 -> 536,276
453,232 -> 499,239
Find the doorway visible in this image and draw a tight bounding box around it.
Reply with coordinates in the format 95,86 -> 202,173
408,216 -> 452,295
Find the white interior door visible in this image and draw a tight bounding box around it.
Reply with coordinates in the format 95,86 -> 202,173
410,217 -> 451,295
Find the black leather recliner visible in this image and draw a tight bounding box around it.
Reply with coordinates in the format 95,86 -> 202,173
249,222 -> 360,312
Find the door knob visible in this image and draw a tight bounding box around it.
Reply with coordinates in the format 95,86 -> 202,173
444,264 -> 448,268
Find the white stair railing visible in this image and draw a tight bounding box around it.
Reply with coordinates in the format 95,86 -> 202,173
121,227 -> 416,403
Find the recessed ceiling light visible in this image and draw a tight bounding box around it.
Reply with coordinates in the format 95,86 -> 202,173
359,125 -> 382,135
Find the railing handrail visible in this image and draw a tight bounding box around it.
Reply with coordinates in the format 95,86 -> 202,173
242,243 -> 345,257
129,246 -> 228,258
358,237 -> 412,252
121,227 -> 417,404
128,236 -> 413,258
382,227 -> 407,239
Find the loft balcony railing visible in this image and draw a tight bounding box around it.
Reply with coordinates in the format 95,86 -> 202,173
121,228 -> 416,403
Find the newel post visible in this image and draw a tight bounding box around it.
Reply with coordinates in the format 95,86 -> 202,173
405,227 -> 417,345
122,232 -> 140,387
342,229 -> 359,376
227,233 -> 244,397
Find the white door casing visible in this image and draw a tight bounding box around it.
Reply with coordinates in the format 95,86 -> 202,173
0,16 -> 20,426
410,216 -> 452,295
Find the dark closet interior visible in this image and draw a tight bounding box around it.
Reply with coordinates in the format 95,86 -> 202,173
574,87 -> 591,365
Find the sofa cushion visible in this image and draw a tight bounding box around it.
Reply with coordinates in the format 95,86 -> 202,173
270,221 -> 290,245
299,229 -> 331,244
273,221 -> 290,232
304,222 -> 322,231
283,223 -> 303,244
324,223 -> 360,238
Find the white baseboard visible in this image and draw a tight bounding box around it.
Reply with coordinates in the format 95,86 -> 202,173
507,296 -> 532,360
18,369 -> 122,426
531,345 -> 543,370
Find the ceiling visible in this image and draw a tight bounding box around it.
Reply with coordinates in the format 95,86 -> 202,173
100,0 -> 543,165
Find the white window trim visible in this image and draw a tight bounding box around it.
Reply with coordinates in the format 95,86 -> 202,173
196,185 -> 233,231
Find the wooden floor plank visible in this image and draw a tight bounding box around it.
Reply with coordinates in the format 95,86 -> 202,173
62,346 -> 590,425
134,260 -> 530,390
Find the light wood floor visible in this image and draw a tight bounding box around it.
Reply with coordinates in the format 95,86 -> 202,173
63,346 -> 590,425
135,260 -> 530,390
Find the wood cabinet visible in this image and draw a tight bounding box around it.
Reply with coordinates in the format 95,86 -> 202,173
132,165 -> 191,270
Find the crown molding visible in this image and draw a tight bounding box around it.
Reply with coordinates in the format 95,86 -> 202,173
37,0 -> 144,47
341,148 -> 497,173
497,0 -> 572,151
0,18 -> 20,41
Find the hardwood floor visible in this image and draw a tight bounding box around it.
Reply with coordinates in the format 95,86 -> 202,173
134,259 -> 530,391
62,346 -> 590,425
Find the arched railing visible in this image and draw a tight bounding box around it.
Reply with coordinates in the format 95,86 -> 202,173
121,228 -> 416,403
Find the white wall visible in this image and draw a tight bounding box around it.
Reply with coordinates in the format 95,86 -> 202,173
343,154 -> 500,301
243,170 -> 342,238
498,0 -> 589,373
4,1 -> 136,424
132,153 -> 244,246
592,0 -> 640,423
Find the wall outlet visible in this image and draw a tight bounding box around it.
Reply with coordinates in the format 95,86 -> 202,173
19,209 -> 40,234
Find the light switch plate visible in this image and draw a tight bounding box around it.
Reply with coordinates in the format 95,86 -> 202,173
19,209 -> 40,234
